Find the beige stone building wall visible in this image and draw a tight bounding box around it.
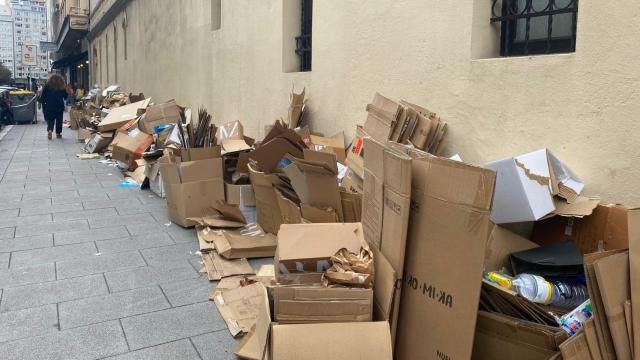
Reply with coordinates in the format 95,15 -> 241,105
89,0 -> 640,206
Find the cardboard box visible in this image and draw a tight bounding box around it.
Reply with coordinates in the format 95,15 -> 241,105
346,126 -> 367,179
584,318 -> 604,360
560,333 -> 593,360
248,163 -> 286,234
594,251 -> 632,360
159,155 -> 224,227
532,204 -> 630,254
97,98 -> 151,132
77,128 -> 92,141
341,167 -> 364,194
84,132 -> 114,153
270,322 -> 392,360
485,149 -> 596,224
180,147 -> 221,162
629,209 -> 640,359
283,150 -> 344,222
585,250 -> 626,360
309,132 -> 346,163
340,190 -> 362,222
364,93 -> 401,143
111,131 -> 153,169
394,150 -> 496,360
138,100 -> 181,134
471,311 -> 567,360
273,285 -> 373,323
361,138 -> 411,342
197,223 -> 277,259
225,183 -> 256,207
148,174 -> 165,198
276,223 -> 365,283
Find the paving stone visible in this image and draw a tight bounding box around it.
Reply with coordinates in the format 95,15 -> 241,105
15,219 -> 88,237
121,301 -> 226,350
0,209 -> 19,218
0,234 -> 52,253
0,263 -> 56,288
56,250 -> 146,279
89,213 -> 157,229
126,223 -> 168,236
59,286 -> 170,329
0,304 -> 58,342
10,242 -> 97,268
0,227 -> 15,240
0,252 -> 8,268
53,207 -> 118,222
191,330 -> 239,360
160,277 -> 215,307
165,226 -> 198,244
0,274 -> 109,312
104,339 -> 201,360
19,202 -> 83,216
116,203 -> 167,216
21,190 -> 78,200
82,198 -> 140,210
96,233 -> 174,255
54,226 -> 130,246
140,243 -> 199,267
105,264 -> 201,293
52,193 -> 109,205
0,320 -> 128,360
0,214 -> 52,228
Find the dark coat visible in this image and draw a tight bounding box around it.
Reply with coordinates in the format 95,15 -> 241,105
38,85 -> 68,114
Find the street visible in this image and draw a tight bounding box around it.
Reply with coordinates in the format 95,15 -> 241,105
0,114 -> 251,359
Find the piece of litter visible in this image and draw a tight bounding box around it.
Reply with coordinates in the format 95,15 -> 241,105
95,252 -> 102,256
77,153 -> 101,160
117,179 -> 140,188
107,173 -> 113,176
164,222 -> 172,227
195,251 -> 202,256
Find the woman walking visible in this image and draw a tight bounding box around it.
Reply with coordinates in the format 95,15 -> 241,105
38,74 -> 73,140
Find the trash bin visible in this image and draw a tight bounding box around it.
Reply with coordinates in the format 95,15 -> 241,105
9,90 -> 37,124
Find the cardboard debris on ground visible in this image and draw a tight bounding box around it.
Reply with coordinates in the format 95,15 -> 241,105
270,322 -> 392,360
560,332 -> 592,360
111,130 -> 154,169
201,252 -> 254,281
77,153 -> 100,160
248,163 -> 287,234
234,283 -> 271,360
84,132 -> 114,153
583,318 -> 604,360
196,223 -> 276,259
213,282 -> 267,337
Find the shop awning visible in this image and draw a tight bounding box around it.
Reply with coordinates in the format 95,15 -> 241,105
51,52 -> 88,70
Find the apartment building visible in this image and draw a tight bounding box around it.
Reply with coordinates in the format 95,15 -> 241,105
0,5 -> 14,76
10,0 -> 48,81
49,0 -> 90,89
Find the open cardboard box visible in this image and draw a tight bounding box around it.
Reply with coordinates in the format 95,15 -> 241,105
97,98 -> 151,132
485,149 -> 598,224
158,151 -> 224,227
309,132 -> 346,164
137,99 -> 181,134
275,223 -> 365,284
111,130 -> 153,170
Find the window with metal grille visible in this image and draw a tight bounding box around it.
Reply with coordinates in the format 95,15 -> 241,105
295,0 -> 312,72
491,0 -> 579,57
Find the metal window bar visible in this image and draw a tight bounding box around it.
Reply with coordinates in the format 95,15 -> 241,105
491,0 -> 578,56
295,0 -> 312,72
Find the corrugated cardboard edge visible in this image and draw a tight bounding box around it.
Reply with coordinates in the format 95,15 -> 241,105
560,333 -> 593,360
584,318 -> 604,360
234,283 -> 270,360
629,208 -> 640,360
624,300 -> 634,359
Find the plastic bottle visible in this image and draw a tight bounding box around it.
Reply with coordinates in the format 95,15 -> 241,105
511,274 -> 588,309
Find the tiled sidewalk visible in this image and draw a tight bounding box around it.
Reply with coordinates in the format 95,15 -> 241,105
0,122 -> 246,359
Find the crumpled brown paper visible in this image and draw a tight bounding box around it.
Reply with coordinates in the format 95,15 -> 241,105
322,243 -> 374,288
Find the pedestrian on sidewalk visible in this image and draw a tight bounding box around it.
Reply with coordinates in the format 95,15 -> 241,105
38,74 -> 73,140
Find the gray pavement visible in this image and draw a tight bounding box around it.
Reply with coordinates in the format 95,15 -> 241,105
0,117 -> 243,359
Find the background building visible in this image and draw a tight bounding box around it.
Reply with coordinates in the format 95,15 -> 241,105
87,0 -> 640,207
49,0 -> 90,90
0,4 -> 14,77
10,0 -> 49,83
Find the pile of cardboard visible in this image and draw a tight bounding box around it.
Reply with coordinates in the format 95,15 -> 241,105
67,86 -> 640,360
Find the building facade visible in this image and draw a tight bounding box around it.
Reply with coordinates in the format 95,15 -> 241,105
0,5 -> 14,77
10,0 -> 49,81
88,0 -> 640,207
49,0 -> 91,89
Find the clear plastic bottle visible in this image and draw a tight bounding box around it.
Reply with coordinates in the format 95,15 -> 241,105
511,274 -> 588,309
